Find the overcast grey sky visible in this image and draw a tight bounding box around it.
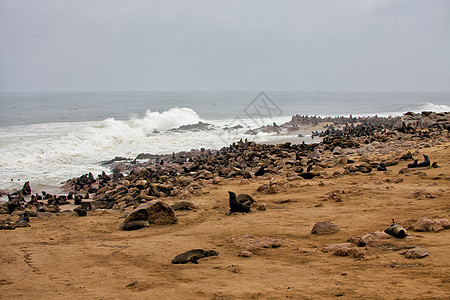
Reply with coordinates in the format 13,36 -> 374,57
0,0 -> 449,92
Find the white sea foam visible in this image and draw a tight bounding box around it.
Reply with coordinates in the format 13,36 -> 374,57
0,107 -> 282,191
411,102 -> 450,113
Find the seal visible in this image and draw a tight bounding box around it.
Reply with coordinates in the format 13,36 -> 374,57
377,162 -> 387,171
416,154 -> 430,168
119,220 -> 150,231
171,249 -> 219,264
407,160 -> 418,168
74,207 -> 87,217
170,201 -> 198,211
384,219 -> 407,238
228,191 -> 256,214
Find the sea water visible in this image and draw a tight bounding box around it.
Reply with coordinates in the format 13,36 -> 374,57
0,91 -> 449,192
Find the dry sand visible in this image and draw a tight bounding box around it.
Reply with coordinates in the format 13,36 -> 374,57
1,143 -> 449,299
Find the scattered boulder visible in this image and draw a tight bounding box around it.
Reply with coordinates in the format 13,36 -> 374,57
322,243 -> 364,259
400,246 -> 430,259
231,234 -> 286,254
348,231 -> 392,247
119,200 -> 177,230
403,218 -> 450,232
407,190 -> 435,199
311,221 -> 340,235
238,250 -> 254,257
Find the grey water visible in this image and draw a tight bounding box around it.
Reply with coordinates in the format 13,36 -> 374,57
1,91 -> 449,127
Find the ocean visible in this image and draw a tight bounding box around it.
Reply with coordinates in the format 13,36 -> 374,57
0,91 -> 449,193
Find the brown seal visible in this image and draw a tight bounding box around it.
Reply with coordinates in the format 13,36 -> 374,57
170,201 -> 198,211
120,220 -> 150,231
228,191 -> 256,214
384,219 -> 407,238
171,249 -> 218,264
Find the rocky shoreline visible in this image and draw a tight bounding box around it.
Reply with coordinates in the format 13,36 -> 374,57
1,110 -> 449,298
1,111 -> 449,222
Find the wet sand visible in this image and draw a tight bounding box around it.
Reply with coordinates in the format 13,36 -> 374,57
1,139 -> 449,299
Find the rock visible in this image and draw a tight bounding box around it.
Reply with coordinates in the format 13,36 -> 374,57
407,190 -> 435,199
311,221 -> 340,235
274,199 -> 297,204
398,168 -> 412,174
120,200 -> 177,230
322,243 -> 364,258
238,250 -> 254,257
348,231 -> 392,247
332,146 -> 344,155
402,246 -> 430,259
231,234 -> 286,253
334,247 -> 365,258
322,243 -> 354,252
253,203 -> 266,211
404,218 -> 450,232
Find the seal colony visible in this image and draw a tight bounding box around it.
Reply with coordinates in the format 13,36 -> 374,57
1,111 -> 448,217
0,111 -> 449,298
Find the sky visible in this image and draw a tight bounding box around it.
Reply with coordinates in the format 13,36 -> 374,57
0,0 -> 449,92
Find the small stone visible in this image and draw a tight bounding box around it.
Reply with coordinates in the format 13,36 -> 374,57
238,250 -> 253,257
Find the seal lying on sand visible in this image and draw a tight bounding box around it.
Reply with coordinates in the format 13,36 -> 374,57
228,191 -> 256,214
377,162 -> 387,171
171,249 -> 219,264
408,155 -> 430,168
417,154 -> 430,168
120,220 -> 150,231
407,160 -> 418,168
170,201 -> 198,211
384,219 -> 407,238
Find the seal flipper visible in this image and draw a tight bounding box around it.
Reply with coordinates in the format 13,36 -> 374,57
191,256 -> 200,264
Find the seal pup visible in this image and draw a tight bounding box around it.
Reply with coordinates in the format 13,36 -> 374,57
228,191 -> 256,214
416,154 -> 430,168
171,249 -> 218,264
384,219 -> 407,238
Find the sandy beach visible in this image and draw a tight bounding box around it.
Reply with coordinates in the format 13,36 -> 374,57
1,113 -> 450,299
